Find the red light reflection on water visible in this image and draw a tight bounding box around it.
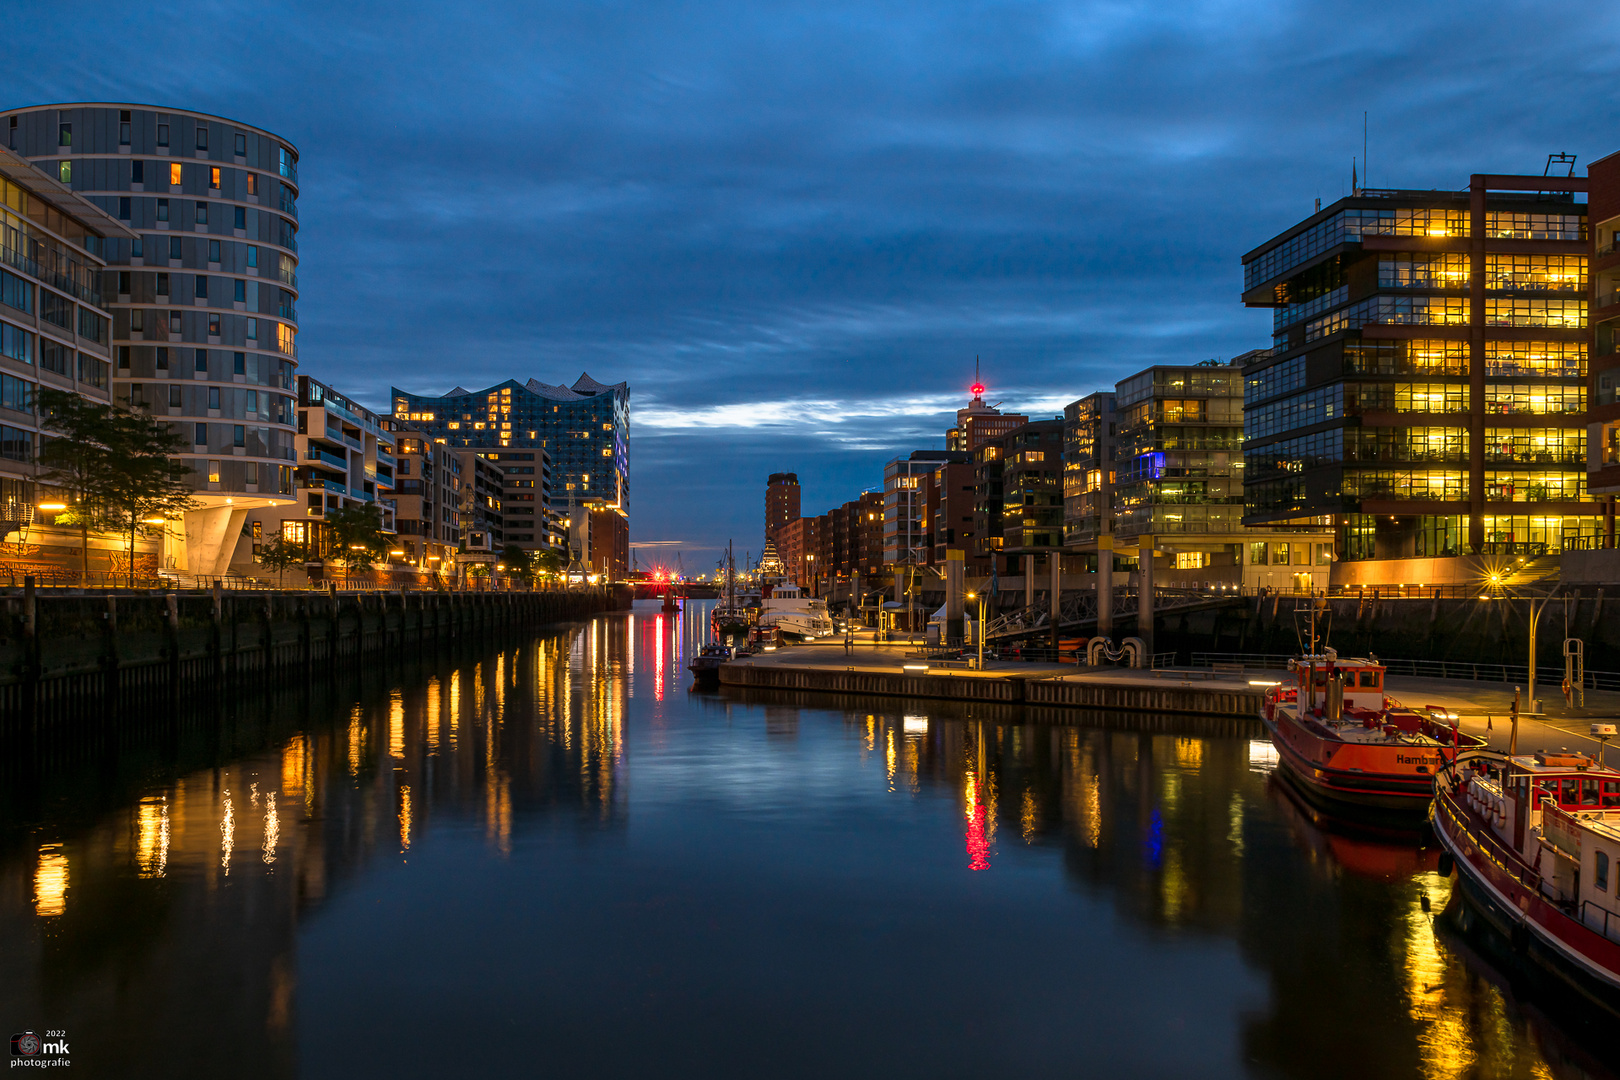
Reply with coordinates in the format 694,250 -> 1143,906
965,768 -> 990,871
654,614 -> 665,700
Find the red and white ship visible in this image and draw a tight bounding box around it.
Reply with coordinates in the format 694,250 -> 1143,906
1259,600 -> 1487,812
1433,748 -> 1620,1017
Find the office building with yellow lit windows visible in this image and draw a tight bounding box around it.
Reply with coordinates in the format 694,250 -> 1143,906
390,373 -> 628,576
1240,172 -> 1596,586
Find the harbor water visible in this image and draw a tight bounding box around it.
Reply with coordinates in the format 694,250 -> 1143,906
1,600 -> 1614,1079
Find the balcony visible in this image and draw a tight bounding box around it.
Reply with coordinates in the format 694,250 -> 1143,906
301,477 -> 347,495
305,446 -> 348,471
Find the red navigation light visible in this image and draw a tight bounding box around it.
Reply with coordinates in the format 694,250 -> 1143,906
969,382 -> 985,396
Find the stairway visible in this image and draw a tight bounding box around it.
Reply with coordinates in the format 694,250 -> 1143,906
1500,554 -> 1561,588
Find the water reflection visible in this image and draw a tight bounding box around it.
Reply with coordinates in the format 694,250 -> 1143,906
0,601 -> 1613,1079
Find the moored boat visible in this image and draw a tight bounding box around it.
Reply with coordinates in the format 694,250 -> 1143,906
1433,748 -> 1620,1017
1259,598 -> 1487,813
688,643 -> 732,686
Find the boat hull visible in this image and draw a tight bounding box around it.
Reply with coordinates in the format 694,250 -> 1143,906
1433,790 -> 1620,1019
1261,711 -> 1450,813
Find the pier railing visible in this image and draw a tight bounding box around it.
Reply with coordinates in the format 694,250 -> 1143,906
1185,651 -> 1620,692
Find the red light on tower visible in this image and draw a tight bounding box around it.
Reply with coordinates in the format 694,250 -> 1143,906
969,382 -> 985,397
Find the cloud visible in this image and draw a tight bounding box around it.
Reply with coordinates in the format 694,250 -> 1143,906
7,0 -> 1619,555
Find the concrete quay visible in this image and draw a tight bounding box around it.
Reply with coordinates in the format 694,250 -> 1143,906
718,641 -> 1267,718
719,640 -> 1620,744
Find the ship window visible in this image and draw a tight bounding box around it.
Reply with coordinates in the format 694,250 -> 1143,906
1582,777 -> 1601,807
1603,781 -> 1620,808
1598,851 -> 1610,892
1561,777 -> 1580,806
1357,671 -> 1379,689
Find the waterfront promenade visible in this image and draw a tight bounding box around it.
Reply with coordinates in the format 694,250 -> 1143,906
722,637 -> 1620,754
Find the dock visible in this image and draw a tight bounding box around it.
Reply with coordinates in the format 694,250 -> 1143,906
718,641 -> 1267,717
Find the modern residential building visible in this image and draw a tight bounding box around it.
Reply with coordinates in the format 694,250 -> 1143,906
928,459 -> 979,569
453,449 -> 505,554
946,379 -> 1028,453
1240,173 -> 1594,583
777,513 -> 826,591
883,450 -> 963,568
237,375 -> 396,575
765,472 -> 800,545
973,420 -> 1063,576
1062,391 -> 1116,549
1587,154 -> 1620,522
2,103 -> 304,578
391,374 -> 627,568
1062,360 -> 1332,592
482,448 -> 550,549
0,146 -> 133,572
390,425 -> 462,575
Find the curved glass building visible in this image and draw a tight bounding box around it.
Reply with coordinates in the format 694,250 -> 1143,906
0,103 -> 300,576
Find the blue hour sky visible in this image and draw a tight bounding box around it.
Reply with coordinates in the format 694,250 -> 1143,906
10,0 -> 1620,568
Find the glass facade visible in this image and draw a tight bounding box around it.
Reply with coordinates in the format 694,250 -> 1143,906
1241,182 -> 1598,560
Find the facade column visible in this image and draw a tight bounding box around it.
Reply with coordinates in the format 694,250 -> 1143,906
944,549 -> 964,644
1023,553 -> 1034,610
1096,536 -> 1113,639
1137,535 -> 1155,660
1050,551 -> 1062,649
1468,174 -> 1487,554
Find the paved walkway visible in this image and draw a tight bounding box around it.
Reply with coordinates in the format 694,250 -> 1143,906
735,638 -> 1620,761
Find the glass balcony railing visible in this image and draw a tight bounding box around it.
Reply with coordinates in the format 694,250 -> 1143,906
304,447 -> 347,470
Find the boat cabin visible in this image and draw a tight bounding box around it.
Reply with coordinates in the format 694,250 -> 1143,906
1290,655 -> 1386,713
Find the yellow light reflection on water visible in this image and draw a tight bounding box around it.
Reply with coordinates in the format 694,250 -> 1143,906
262,792 -> 279,865
1175,737 -> 1203,771
34,844 -> 67,917
1404,881 -> 1477,1078
1021,790 -> 1038,844
449,671 -> 461,749
885,728 -> 897,792
347,705 -> 364,776
389,691 -> 405,760
220,788 -> 234,875
399,784 -> 413,853
137,796 -> 169,878
281,736 -> 306,799
426,676 -> 441,753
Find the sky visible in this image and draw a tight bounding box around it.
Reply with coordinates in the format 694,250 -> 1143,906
9,0 -> 1620,569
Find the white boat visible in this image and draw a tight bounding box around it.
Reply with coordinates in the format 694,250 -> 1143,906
758,584 -> 834,639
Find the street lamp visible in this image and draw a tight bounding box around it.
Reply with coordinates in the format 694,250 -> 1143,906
966,590 -> 987,670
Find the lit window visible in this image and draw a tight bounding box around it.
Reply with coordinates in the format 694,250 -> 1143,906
58,161 -> 70,183
208,460 -> 221,483
276,322 -> 295,355
170,162 -> 182,186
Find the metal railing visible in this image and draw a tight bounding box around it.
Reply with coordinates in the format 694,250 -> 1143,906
1582,901 -> 1620,946
1184,650 -> 1620,691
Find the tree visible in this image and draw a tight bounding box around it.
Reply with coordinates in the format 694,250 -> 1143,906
532,547 -> 563,582
33,390 -> 117,578
323,502 -> 389,579
499,544 -> 532,585
35,389 -> 197,585
255,534 -> 305,588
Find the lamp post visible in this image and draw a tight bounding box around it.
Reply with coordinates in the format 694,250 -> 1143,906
1527,591 -> 1555,711
966,590 -> 987,669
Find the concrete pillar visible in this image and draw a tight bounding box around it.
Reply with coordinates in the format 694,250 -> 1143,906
183,504 -> 250,579
894,567 -> 906,634
944,549 -> 964,644
1137,535 -> 1155,659
1050,551 -> 1062,648
852,572 -> 862,627
1023,553 -> 1034,610
1096,536 -> 1113,639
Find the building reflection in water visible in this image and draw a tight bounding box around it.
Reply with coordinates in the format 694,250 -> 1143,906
0,618 -> 630,1080
854,708 -> 1614,1080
